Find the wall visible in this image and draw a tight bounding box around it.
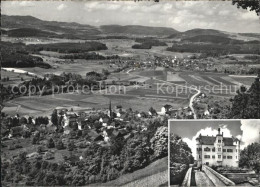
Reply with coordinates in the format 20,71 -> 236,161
202,165 -> 236,186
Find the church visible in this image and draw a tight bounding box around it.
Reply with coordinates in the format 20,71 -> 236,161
196,128 -> 240,167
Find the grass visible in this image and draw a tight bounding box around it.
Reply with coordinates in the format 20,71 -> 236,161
97,157 -> 168,186
1,70 -> 32,86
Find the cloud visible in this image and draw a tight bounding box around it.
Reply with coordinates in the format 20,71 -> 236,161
240,11 -> 259,20
57,4 -> 67,11
11,1 -> 35,7
182,125 -> 234,159
84,2 -> 122,12
240,120 -> 260,149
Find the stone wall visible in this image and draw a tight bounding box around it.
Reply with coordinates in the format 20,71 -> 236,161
202,165 -> 236,186
182,167 -> 192,187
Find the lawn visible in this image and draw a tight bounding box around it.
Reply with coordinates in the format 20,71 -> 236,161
97,157 -> 168,186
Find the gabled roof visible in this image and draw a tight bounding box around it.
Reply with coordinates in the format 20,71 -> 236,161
196,135 -> 236,146
196,136 -> 216,145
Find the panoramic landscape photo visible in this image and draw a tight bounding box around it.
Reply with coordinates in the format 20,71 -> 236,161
0,0 -> 260,186
169,120 -> 260,186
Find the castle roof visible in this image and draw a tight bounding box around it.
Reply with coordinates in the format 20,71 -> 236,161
196,135 -> 239,146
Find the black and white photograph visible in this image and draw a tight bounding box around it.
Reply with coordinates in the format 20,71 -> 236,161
169,119 -> 260,186
0,0 -> 260,186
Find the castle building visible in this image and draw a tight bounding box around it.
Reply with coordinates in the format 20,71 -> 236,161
196,128 -> 240,167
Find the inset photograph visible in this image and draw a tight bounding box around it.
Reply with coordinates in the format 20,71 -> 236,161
169,120 -> 260,186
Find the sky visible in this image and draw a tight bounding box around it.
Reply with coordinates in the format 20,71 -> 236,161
2,1 -> 260,33
170,120 -> 260,158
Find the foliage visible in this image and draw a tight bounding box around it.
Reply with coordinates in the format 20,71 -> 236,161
232,0 -> 260,15
28,42 -> 108,53
170,134 -> 194,166
169,134 -> 194,185
47,138 -> 55,148
239,143 -> 260,173
230,78 -> 260,118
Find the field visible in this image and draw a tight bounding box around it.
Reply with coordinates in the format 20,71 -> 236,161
1,69 -> 32,86
2,90 -> 189,116
22,60 -> 115,77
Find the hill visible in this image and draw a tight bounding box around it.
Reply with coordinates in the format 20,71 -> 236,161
168,28 -> 228,39
1,15 -> 101,37
100,25 -> 179,36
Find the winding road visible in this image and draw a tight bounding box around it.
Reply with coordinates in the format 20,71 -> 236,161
126,69 -> 200,119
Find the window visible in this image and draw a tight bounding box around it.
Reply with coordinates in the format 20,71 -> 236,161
204,147 -> 210,152
236,156 -> 237,159
218,155 -> 221,159
212,148 -> 215,152
218,148 -> 221,152
223,156 -> 226,159
236,149 -> 238,152
204,155 -> 210,159
227,156 -> 232,159
199,155 -> 201,159
218,140 -> 221,143
227,149 -> 233,152
212,155 -> 215,159
223,149 -> 226,152
197,148 -> 202,151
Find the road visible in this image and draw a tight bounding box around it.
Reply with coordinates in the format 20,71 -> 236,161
194,170 -> 214,186
126,69 -> 200,119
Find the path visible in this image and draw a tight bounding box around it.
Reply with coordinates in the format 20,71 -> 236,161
126,69 -> 200,119
195,170 -> 214,186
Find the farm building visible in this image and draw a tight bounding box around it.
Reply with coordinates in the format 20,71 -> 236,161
129,77 -> 150,85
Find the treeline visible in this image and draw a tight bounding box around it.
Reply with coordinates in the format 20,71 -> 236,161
6,28 -> 59,38
62,52 -> 119,60
132,43 -> 152,49
132,38 -> 167,49
181,35 -> 252,45
28,42 -> 108,53
1,41 -> 51,68
166,43 -> 260,55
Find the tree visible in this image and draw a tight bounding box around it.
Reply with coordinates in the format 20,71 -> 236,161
56,140 -> 65,150
239,142 -> 260,173
232,0 -> 260,15
51,109 -> 58,126
67,140 -> 75,151
47,138 -> 55,148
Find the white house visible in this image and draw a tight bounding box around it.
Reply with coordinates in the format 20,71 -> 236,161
196,128 -> 240,167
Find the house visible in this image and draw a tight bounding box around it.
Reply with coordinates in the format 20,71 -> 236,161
88,130 -> 104,141
196,128 -> 240,167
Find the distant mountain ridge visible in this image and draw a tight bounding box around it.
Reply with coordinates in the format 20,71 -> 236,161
2,15 -> 260,40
